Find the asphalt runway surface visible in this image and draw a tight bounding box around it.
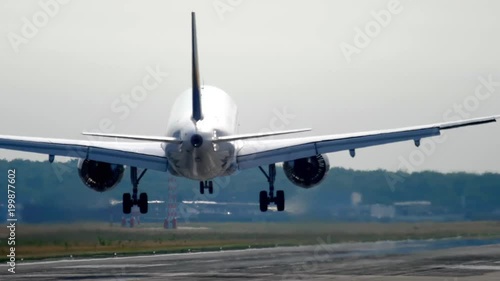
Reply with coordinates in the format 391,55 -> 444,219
2,238 -> 500,280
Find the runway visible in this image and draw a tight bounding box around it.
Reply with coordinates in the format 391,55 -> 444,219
2,238 -> 500,280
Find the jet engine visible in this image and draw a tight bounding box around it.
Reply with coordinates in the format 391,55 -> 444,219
283,154 -> 330,189
77,159 -> 125,192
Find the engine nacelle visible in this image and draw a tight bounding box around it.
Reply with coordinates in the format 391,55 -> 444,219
283,154 -> 330,189
77,159 -> 125,192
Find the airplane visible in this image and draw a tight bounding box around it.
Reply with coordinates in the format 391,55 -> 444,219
0,12 -> 499,214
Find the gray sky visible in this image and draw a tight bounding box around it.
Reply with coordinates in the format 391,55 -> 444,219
0,0 -> 499,173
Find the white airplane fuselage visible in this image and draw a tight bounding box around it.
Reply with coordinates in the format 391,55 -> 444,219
164,85 -> 239,180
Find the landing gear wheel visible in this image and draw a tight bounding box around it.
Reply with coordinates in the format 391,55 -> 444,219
259,191 -> 268,212
208,181 -> 214,194
200,181 -> 205,194
138,193 -> 148,214
276,190 -> 285,212
123,193 -> 132,214
199,181 -> 213,194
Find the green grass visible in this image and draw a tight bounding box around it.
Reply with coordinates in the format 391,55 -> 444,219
1,221 -> 500,262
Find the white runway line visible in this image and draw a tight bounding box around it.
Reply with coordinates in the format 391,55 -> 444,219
54,263 -> 173,269
438,265 -> 500,271
1,248 -> 261,267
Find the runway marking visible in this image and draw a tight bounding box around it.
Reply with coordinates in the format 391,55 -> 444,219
7,248 -> 260,267
437,265 -> 500,271
195,259 -> 222,263
161,273 -> 195,276
160,273 -> 274,277
6,273 -> 138,278
55,263 -> 173,269
248,265 -> 272,269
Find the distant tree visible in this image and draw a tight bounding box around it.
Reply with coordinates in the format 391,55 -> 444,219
1,159 -> 499,222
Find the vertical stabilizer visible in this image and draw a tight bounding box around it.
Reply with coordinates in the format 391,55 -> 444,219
191,12 -> 203,121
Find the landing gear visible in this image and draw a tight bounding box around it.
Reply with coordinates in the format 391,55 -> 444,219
138,192 -> 148,214
122,167 -> 148,214
276,190 -> 285,212
199,180 -> 213,194
259,191 -> 268,212
258,164 -> 285,212
123,193 -> 132,214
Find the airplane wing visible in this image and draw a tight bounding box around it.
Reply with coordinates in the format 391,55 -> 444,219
0,135 -> 168,171
236,115 -> 500,170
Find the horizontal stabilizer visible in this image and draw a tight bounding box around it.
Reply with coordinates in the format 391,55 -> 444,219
82,132 -> 182,143
212,128 -> 311,143
439,115 -> 499,130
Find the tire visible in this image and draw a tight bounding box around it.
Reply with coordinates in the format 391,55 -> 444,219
139,193 -> 148,214
276,190 -> 285,212
200,181 -> 205,194
208,181 -> 214,194
259,191 -> 268,212
123,193 -> 132,214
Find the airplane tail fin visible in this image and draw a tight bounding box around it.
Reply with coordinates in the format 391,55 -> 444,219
191,12 -> 202,122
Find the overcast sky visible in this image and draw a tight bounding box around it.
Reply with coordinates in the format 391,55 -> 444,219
0,0 -> 499,173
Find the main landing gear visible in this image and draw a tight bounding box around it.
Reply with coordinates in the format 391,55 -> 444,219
123,167 -> 149,214
199,180 -> 214,194
259,164 -> 285,212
